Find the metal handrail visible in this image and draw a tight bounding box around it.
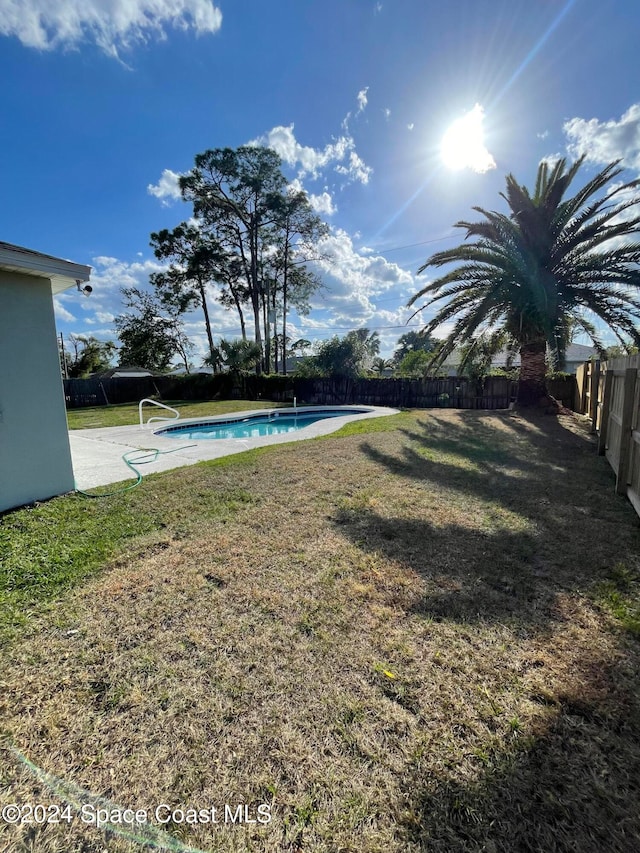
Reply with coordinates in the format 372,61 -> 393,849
139,398 -> 180,428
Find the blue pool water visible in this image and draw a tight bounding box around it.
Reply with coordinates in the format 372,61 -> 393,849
156,409 -> 369,440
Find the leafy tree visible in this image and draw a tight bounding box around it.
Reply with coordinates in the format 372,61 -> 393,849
298,329 -> 381,379
263,189 -> 328,373
409,156 -> 640,405
215,254 -> 249,341
162,146 -> 329,375
278,337 -> 313,373
604,343 -> 639,360
397,350 -> 433,377
262,258 -> 324,373
290,338 -> 312,354
315,337 -> 362,378
179,147 -> 289,371
292,356 -> 325,378
392,330 -> 438,365
114,287 -> 192,372
150,223 -> 223,361
66,335 -> 116,377
456,330 -> 514,384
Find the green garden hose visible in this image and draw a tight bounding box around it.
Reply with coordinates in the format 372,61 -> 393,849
76,445 -> 197,498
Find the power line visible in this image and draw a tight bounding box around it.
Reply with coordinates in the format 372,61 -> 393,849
373,234 -> 458,255
212,322 -> 424,335
279,323 -> 423,332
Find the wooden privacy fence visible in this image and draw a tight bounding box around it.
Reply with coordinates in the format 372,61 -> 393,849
575,359 -> 603,432
576,355 -> 640,519
63,375 -> 233,407
597,355 -> 640,518
64,375 -> 521,410
258,376 -> 520,410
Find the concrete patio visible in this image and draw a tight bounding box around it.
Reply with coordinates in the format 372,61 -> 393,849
69,406 -> 398,491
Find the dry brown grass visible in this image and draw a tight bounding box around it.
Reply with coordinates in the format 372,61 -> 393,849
1,409 -> 640,852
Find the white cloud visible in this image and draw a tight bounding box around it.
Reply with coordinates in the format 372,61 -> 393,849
252,124 -> 346,178
407,123 -> 414,131
537,130 -> 549,140
308,191 -> 337,216
287,178 -> 336,215
53,297 -> 75,322
251,123 -> 372,185
0,0 -> 222,56
342,87 -> 370,132
147,168 -> 183,205
287,177 -> 305,194
564,104 -> 640,170
335,151 -> 372,185
540,152 -> 564,168
357,87 -> 369,114
309,229 -> 414,321
383,107 -> 391,121
91,255 -> 167,293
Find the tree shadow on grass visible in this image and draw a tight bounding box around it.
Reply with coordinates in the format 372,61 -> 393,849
334,487 -> 637,636
398,650 -> 640,852
349,412 -> 639,607
334,510 -> 559,630
333,412 -> 640,850
382,410 -> 617,511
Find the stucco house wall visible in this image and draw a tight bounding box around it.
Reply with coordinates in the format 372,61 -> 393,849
0,244 -> 91,513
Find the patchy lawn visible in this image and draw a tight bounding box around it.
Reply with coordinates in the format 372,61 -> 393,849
1,409 -> 639,852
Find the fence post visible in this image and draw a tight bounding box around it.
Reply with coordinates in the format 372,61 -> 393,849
597,369 -> 613,455
581,363 -> 589,413
615,368 -> 637,495
590,360 -> 601,432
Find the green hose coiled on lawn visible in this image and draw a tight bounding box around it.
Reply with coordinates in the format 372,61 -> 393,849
76,445 -> 196,498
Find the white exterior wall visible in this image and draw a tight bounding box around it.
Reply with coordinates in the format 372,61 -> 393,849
0,270 -> 74,512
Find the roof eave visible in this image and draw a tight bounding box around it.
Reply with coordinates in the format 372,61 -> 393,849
0,242 -> 91,294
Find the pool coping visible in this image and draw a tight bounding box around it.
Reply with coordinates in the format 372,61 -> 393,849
69,405 -> 399,491
154,405 -> 374,435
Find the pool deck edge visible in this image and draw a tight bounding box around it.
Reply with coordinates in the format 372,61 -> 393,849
69,405 -> 399,491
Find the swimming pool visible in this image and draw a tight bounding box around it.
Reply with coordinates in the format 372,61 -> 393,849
155,407 -> 372,440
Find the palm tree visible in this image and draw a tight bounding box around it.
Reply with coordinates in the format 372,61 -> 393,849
204,338 -> 262,376
408,157 -> 640,405
370,356 -> 392,375
348,328 -> 381,371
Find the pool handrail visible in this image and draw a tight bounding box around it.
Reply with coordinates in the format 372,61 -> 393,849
139,398 -> 180,428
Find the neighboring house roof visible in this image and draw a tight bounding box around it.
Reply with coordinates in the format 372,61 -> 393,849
443,343 -> 598,369
0,241 -> 91,294
95,366 -> 155,378
562,343 -> 601,362
285,355 -> 309,372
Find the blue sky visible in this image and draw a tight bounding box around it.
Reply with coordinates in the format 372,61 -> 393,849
2,0 -> 640,361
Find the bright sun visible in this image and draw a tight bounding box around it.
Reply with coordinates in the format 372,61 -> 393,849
441,104 -> 496,173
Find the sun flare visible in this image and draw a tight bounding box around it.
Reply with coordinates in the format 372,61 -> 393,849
441,104 -> 496,173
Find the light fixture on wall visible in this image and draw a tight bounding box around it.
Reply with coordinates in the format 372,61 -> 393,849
76,280 -> 92,297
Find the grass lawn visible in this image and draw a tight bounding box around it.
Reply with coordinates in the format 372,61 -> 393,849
1,408 -> 640,852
